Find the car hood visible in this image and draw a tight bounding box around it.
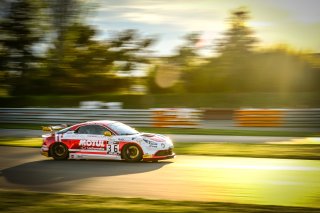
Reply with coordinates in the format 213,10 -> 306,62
139,133 -> 168,143
117,132 -> 170,143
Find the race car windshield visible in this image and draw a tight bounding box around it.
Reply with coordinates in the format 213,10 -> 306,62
108,122 -> 139,135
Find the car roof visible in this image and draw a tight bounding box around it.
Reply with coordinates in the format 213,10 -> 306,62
83,120 -> 117,125
67,120 -> 119,131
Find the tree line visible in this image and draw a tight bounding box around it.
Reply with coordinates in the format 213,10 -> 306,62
149,9 -> 320,94
1,1 -> 319,96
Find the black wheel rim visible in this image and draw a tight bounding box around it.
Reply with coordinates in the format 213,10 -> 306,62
54,144 -> 66,156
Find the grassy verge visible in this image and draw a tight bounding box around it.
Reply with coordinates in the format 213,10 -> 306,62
0,137 -> 42,148
0,123 -> 317,137
1,138 -> 320,160
174,142 -> 320,160
1,190 -> 320,213
137,127 -> 317,137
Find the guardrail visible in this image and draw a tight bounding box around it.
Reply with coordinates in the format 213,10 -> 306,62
152,108 -> 202,128
234,108 -> 320,127
0,108 -> 202,128
1,108 -> 318,128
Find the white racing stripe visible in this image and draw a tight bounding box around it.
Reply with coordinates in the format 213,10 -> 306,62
69,153 -> 121,160
69,149 -> 106,152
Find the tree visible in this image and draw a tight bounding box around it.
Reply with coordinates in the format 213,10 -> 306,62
247,47 -> 320,93
0,0 -> 45,95
215,7 -> 258,92
43,27 -> 155,94
171,33 -> 201,66
107,29 -> 155,93
45,0 -> 83,79
148,33 -> 201,93
109,29 -> 154,67
217,7 -> 257,56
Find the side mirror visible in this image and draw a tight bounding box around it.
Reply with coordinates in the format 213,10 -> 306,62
103,131 -> 112,137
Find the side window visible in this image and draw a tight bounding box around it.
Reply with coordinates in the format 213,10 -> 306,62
77,126 -> 91,134
92,125 -> 108,135
76,125 -> 108,135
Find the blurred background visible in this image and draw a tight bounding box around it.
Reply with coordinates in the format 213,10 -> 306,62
1,1 -> 320,212
0,0 -> 319,109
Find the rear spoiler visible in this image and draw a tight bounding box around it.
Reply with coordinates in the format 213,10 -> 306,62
42,124 -> 68,132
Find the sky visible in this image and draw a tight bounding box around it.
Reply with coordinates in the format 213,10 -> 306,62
87,0 -> 320,56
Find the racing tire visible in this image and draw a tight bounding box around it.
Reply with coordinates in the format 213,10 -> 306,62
51,142 -> 69,160
122,144 -> 143,162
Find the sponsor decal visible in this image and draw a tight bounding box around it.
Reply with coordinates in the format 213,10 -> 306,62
79,139 -> 105,151
79,139 -> 104,147
55,134 -> 63,142
76,140 -> 119,155
161,143 -> 165,149
143,139 -> 158,148
107,144 -> 119,155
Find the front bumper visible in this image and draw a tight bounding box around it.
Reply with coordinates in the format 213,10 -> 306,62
143,153 -> 176,161
40,145 -> 49,157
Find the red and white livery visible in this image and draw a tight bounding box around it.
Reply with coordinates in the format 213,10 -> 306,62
40,120 -> 175,162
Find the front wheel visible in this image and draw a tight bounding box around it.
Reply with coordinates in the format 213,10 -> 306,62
51,143 -> 69,160
122,144 -> 143,162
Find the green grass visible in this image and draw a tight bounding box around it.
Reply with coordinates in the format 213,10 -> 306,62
1,190 -> 319,213
0,137 -> 42,148
137,127 -> 317,137
1,138 -> 320,160
0,123 -> 317,137
174,142 -> 320,160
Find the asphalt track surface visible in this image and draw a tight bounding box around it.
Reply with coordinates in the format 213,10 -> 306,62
0,129 -> 301,143
1,146 -> 320,208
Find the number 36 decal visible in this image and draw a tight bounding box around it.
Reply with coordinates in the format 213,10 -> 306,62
107,144 -> 119,154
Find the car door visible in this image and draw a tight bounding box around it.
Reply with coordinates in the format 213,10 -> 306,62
73,124 -> 108,155
66,124 -> 121,159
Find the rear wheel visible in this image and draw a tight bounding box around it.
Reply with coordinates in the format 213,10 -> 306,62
51,143 -> 69,160
122,144 -> 142,162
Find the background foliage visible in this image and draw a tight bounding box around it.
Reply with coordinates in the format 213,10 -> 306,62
0,1 -> 319,107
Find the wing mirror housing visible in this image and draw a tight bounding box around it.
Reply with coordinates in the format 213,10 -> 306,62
103,131 -> 112,137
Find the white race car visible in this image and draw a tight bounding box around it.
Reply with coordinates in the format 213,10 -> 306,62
41,120 -> 175,162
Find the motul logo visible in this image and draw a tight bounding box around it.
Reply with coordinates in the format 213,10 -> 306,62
79,140 -> 104,147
